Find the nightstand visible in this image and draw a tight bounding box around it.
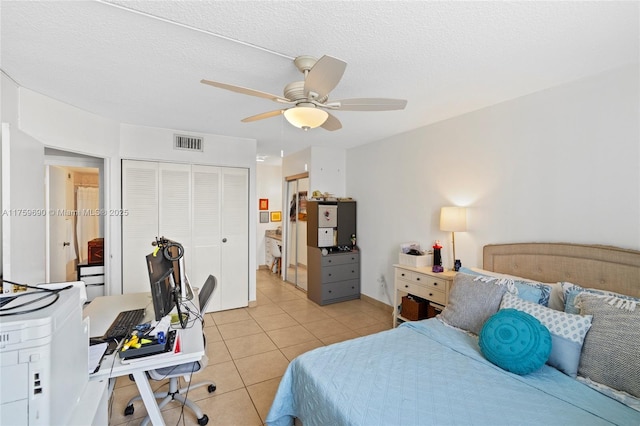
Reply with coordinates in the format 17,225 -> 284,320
393,264 -> 456,327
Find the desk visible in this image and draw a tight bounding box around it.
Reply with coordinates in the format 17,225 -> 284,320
84,292 -> 204,426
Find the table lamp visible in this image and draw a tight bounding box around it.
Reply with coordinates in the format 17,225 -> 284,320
440,206 -> 467,270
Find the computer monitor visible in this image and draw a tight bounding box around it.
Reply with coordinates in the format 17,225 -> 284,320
146,253 -> 176,322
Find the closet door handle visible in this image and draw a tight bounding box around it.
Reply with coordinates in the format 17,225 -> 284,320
222,238 -> 227,243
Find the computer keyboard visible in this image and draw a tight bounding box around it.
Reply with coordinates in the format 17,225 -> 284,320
103,308 -> 146,341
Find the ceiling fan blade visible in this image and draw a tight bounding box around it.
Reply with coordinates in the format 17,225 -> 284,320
330,98 -> 407,111
201,79 -> 292,104
241,109 -> 285,123
321,112 -> 342,131
304,55 -> 347,99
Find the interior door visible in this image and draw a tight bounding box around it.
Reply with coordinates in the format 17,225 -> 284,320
219,167 -> 249,310
47,165 -> 71,282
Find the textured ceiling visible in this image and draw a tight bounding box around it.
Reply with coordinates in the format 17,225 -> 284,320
2,1 -> 638,164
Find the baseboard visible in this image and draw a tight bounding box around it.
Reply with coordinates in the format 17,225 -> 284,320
360,293 -> 393,314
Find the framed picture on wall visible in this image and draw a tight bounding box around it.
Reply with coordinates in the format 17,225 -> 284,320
259,211 -> 269,223
259,198 -> 269,210
270,211 -> 282,222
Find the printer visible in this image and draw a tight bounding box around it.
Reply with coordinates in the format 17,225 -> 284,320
0,286 -> 88,425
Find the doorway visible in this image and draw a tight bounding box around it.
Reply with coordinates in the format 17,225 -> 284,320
285,174 -> 308,290
45,150 -> 104,284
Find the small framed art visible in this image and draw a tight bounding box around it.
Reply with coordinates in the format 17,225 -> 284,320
259,211 -> 269,223
270,211 -> 282,222
259,198 -> 269,210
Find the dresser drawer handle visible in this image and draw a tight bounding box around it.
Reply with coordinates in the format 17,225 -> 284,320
416,277 -> 421,281
429,293 -> 433,297
433,282 -> 438,286
405,284 -> 409,288
401,273 -> 406,277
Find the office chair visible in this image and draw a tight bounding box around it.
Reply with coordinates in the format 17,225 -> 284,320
124,275 -> 217,426
270,239 -> 282,274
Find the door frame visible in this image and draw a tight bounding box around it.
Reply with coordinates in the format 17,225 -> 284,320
284,172 -> 308,289
44,152 -> 105,283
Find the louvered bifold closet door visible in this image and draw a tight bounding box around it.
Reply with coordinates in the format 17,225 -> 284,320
122,160 -> 159,293
122,161 -> 249,309
191,165 -> 222,311
158,162 -> 192,283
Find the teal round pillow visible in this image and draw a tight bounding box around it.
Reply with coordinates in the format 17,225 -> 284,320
479,308 -> 551,375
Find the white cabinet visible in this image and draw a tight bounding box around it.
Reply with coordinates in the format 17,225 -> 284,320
122,160 -> 248,312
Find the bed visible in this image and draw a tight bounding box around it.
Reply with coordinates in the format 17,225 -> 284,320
266,243 -> 640,426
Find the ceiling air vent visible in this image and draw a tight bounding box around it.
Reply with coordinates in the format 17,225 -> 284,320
174,134 -> 203,152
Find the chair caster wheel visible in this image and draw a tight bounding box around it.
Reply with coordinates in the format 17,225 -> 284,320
208,384 -> 216,393
197,414 -> 209,425
124,404 -> 134,416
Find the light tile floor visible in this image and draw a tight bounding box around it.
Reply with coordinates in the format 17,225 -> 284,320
109,269 -> 393,426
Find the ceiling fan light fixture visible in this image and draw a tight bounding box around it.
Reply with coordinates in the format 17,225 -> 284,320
284,106 -> 328,130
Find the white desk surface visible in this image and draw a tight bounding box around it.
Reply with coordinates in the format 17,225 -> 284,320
83,292 -> 205,425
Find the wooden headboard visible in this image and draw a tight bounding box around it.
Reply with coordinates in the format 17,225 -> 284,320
483,243 -> 640,298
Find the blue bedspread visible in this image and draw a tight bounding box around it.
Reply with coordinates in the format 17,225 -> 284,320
266,318 -> 640,426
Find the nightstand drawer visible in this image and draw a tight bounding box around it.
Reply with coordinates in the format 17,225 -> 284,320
420,275 -> 449,292
395,270 -> 449,290
397,279 -> 446,304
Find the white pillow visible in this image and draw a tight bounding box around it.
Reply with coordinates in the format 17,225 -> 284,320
500,293 -> 592,377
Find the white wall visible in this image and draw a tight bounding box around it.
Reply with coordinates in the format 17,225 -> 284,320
347,64 -> 640,306
2,84 -> 259,303
256,163 -> 283,266
309,146 -> 346,197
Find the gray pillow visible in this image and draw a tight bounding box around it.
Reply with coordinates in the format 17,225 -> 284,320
577,293 -> 640,398
439,273 -> 507,335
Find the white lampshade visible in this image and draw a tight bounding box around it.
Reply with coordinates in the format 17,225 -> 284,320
440,207 -> 467,232
284,106 -> 328,130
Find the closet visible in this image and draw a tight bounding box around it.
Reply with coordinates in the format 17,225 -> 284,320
122,160 -> 248,312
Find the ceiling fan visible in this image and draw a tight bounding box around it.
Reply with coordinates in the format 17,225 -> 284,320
201,55 -> 407,131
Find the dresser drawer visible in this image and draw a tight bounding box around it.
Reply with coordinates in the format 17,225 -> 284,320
321,253 -> 359,267
79,264 -> 104,276
81,275 -> 104,285
85,283 -> 104,302
322,279 -> 359,301
322,263 -> 360,283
